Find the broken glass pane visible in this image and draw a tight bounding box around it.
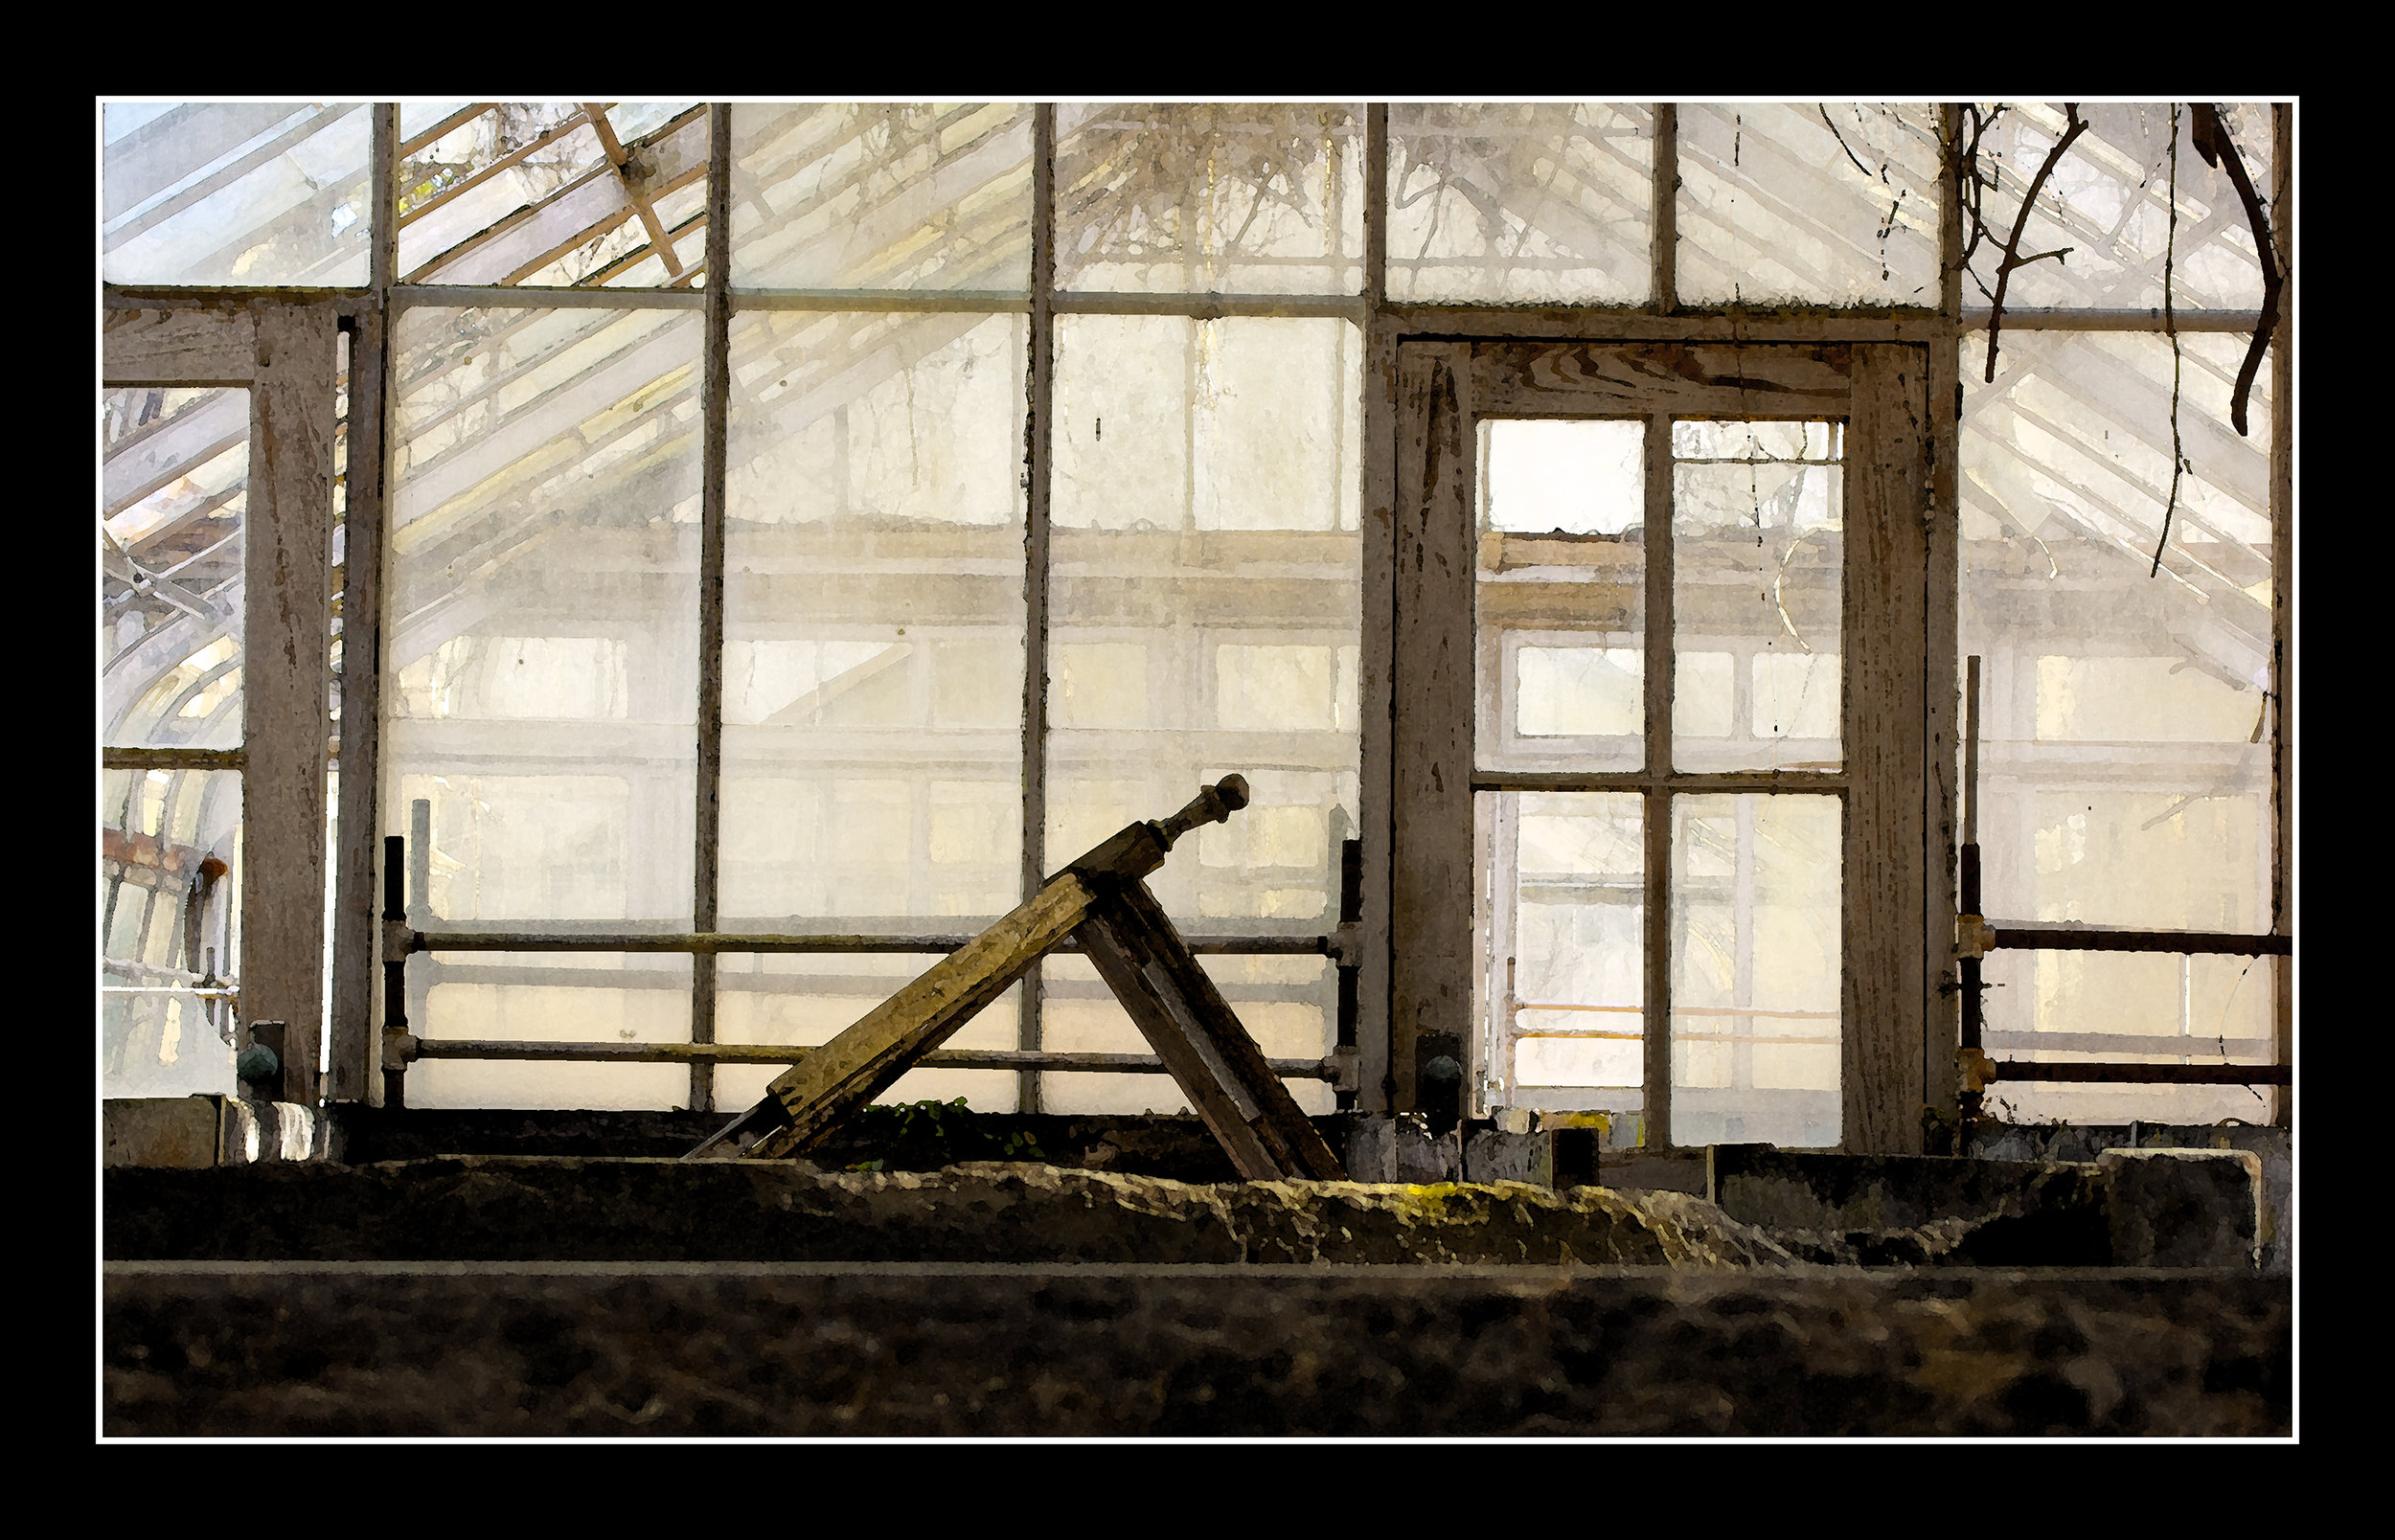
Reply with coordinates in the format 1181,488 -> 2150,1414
1475,419 -> 1646,775
398,102 -> 709,287
103,387 -> 247,751
1049,316 -> 1361,925
407,951 -> 693,1110
1962,102 -> 2272,310
714,957 -> 1021,1113
102,767 -> 240,1098
1387,102 -> 1653,304
103,102 -> 371,285
387,306 -> 702,930
729,103 -> 1033,291
1474,791 -> 1644,1117
1671,793 -> 1840,1148
1676,103 -> 1942,306
1039,954 -> 1334,1117
1056,103 -> 1364,294
720,310 -> 1027,927
1673,420 -> 1843,773
1960,329 -> 2272,938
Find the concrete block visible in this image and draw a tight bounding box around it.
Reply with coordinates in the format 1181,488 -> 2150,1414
218,1100 -> 332,1167
103,1098 -> 221,1169
1343,1116 -> 1459,1183
2098,1147 -> 2263,1270
1464,1127 -> 1551,1185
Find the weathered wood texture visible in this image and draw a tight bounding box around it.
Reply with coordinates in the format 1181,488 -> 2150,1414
747,873 -> 1097,1158
1843,345 -> 1932,1154
1642,415 -> 1674,1144
1075,880 -> 1345,1180
1358,109 -> 1395,1115
689,102 -> 736,1117
1389,342 -> 1474,1113
102,305 -> 258,385
1471,341 -> 1853,417
246,304 -> 340,1105
1019,103 -> 1059,1113
2270,102 -> 2292,1129
329,298 -> 388,1104
1925,105 -> 1966,1126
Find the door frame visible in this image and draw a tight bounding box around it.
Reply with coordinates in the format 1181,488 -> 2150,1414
1382,336 -> 1937,1153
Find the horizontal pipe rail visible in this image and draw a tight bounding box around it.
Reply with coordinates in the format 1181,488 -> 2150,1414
1989,925 -> 2290,957
1980,1060 -> 2291,1086
406,1037 -> 1347,1081
406,928 -> 1346,958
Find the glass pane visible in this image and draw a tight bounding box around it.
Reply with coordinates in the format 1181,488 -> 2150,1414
407,952 -> 693,1110
1048,315 -> 1360,925
1671,794 -> 1840,1148
102,767 -> 241,1098
103,388 -> 247,751
103,102 -> 371,285
1978,950 -> 2277,1126
1673,420 -> 1843,772
1056,103 -> 1364,294
1676,103 -> 1942,306
1386,102 -> 1653,304
1962,102 -> 2272,311
1960,330 -> 2271,934
386,306 -> 702,934
729,103 -> 1033,291
399,103 -> 710,287
720,310 -> 1027,928
1039,954 -> 1334,1116
1475,420 -> 1646,776
1474,791 -> 1644,1117
713,957 -> 1021,1113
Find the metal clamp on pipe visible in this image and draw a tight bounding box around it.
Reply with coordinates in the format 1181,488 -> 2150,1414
1956,914 -> 1997,961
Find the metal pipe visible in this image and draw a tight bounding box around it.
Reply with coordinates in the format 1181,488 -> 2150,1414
1980,1060 -> 2291,1086
380,832 -> 408,1109
406,1037 -> 1344,1080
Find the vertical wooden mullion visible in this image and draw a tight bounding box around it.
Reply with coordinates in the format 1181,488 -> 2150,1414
1359,103 -> 1395,1112
1019,103 -> 1056,1114
1389,341 -> 1473,1113
1652,104 -> 1676,313
248,301 -> 340,1105
1643,413 -> 1674,1146
689,102 -> 733,1115
1922,102 -> 1966,1133
331,103 -> 399,1105
1844,344 -> 1930,1153
2270,101 -> 2292,1127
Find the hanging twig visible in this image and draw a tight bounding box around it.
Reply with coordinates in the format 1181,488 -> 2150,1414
2189,103 -> 2282,437
1983,103 -> 2090,382
2154,104 -> 2187,578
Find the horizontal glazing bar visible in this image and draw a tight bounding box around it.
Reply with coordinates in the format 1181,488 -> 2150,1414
728,289 -> 1032,311
103,747 -> 246,770
1961,307 -> 2261,331
1981,1061 -> 2290,1085
1988,925 -> 2291,956
408,1038 -> 1343,1079
1471,771 -> 1847,793
1050,291 -> 1368,319
409,929 -> 1343,956
394,283 -> 705,309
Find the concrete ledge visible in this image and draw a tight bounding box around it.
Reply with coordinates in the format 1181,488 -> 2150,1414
2099,1148 -> 2264,1269
102,1263 -> 2292,1436
103,1158 -> 1797,1268
103,1098 -> 332,1169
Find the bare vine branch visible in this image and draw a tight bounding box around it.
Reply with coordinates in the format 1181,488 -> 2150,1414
1982,103 -> 2090,382
2189,102 -> 2283,437
2154,103 -> 2187,578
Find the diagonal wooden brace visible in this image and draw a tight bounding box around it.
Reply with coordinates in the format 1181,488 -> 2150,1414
689,775 -> 1344,1179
